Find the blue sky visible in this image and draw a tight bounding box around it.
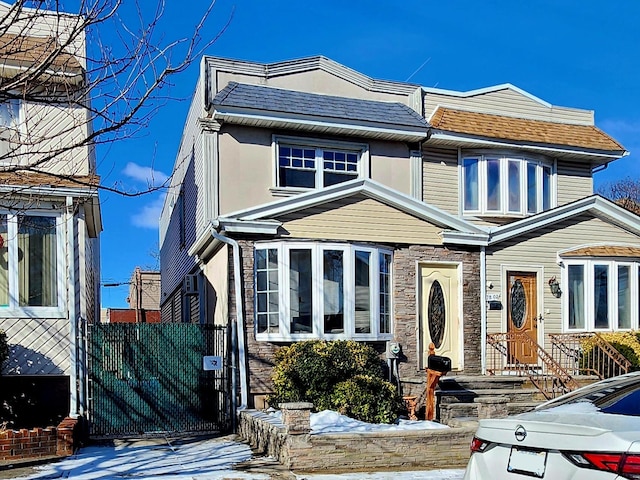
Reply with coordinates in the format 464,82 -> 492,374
98,0 -> 640,308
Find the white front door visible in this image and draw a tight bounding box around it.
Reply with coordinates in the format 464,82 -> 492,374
420,264 -> 462,371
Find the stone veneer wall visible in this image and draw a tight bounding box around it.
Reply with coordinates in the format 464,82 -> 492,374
233,239 -> 481,408
393,245 -> 482,399
238,408 -> 475,472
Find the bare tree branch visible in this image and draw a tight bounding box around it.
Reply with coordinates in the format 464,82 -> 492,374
0,0 -> 232,197
598,177 -> 640,214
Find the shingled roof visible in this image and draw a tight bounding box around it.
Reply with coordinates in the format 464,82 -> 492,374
430,107 -> 625,153
213,82 -> 429,130
561,245 -> 640,258
0,33 -> 83,76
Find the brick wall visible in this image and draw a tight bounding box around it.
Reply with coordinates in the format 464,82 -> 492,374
0,417 -> 77,463
238,409 -> 474,472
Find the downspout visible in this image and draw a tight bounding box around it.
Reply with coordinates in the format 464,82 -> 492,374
210,230 -> 248,421
480,246 -> 487,375
66,196 -> 79,418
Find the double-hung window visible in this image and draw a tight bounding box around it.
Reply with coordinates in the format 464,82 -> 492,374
274,136 -> 369,191
0,100 -> 20,157
565,260 -> 639,331
462,153 -> 554,216
255,242 -> 392,341
0,212 -> 64,316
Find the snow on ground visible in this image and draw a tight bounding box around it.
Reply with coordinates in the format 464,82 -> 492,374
9,411 -> 465,479
12,436 -> 270,480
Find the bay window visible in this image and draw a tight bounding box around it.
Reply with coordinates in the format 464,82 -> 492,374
274,136 -> 369,191
0,212 -> 63,315
565,260 -> 639,331
255,242 -> 392,340
462,152 -> 554,216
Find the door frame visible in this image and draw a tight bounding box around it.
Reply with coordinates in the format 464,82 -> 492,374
500,265 -> 545,356
417,261 -> 464,371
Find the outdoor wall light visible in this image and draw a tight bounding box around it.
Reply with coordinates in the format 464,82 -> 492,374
548,276 -> 562,298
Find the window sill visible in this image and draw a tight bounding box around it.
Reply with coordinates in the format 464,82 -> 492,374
256,332 -> 393,342
269,187 -> 312,197
0,307 -> 66,319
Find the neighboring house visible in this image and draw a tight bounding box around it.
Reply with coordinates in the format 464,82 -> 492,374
0,3 -> 101,425
160,56 -> 635,409
101,268 -> 161,324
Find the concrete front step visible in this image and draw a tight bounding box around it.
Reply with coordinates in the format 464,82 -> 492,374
437,387 -> 545,404
440,375 -> 530,391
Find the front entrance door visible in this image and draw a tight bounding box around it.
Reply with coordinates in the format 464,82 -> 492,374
507,271 -> 538,364
420,264 -> 461,371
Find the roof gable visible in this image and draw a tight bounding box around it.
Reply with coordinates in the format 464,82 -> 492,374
484,196 -> 640,245
220,179 -> 487,237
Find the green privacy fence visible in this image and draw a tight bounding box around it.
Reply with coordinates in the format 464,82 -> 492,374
88,323 -> 230,436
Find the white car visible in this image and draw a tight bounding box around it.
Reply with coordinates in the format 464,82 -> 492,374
463,371 -> 640,479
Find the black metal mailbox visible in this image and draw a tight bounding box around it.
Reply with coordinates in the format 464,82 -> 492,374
427,355 -> 451,373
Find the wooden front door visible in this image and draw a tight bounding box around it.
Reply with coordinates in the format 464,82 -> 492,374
420,264 -> 461,371
507,271 -> 538,364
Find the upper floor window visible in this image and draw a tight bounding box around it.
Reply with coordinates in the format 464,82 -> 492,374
0,100 -> 20,157
273,136 -> 369,192
462,153 -> 554,216
565,260 -> 639,332
0,212 -> 64,316
255,242 -> 392,341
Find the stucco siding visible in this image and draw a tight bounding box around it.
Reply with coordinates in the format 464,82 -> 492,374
424,88 -> 593,125
215,69 -> 412,105
218,125 -> 416,215
485,214 -> 640,350
557,162 -> 593,205
422,147 -> 459,215
205,245 -> 229,326
277,196 -> 444,245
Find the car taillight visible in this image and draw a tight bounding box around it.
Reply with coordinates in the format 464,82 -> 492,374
564,452 -> 640,479
470,436 -> 489,453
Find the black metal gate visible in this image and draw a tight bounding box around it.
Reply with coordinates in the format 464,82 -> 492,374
88,323 -> 230,436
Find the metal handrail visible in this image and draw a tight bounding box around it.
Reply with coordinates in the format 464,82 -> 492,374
487,332 -> 579,399
549,332 -> 631,379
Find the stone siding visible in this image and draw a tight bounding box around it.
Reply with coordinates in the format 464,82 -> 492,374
234,239 -> 481,409
238,409 -> 474,472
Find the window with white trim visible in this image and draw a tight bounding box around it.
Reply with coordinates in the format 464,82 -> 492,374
274,136 -> 368,191
0,212 -> 64,316
0,100 -> 20,157
462,153 -> 554,216
565,260 -> 639,331
255,242 -> 392,340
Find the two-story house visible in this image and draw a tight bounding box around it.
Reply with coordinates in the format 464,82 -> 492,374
160,56 -> 636,410
0,2 -> 101,427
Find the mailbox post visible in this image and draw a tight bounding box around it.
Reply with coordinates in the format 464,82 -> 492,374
425,342 -> 451,421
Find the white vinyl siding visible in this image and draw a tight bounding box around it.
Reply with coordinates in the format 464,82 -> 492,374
485,214 -> 640,351
556,162 -> 594,205
277,195 -> 444,245
422,148 -> 458,215
424,88 -> 594,125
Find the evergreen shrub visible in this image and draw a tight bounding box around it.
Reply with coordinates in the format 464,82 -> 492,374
268,340 -> 401,423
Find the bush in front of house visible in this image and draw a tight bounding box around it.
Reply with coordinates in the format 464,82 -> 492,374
269,340 -> 401,423
330,374 -> 403,424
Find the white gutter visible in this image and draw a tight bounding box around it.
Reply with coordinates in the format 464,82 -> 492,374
209,229 -> 248,414
66,196 -> 79,418
480,246 -> 487,375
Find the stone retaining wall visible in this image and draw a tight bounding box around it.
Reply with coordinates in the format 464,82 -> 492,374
238,404 -> 475,473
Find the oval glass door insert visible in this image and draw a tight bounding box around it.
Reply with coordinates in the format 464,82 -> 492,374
510,279 -> 526,328
428,280 -> 446,348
